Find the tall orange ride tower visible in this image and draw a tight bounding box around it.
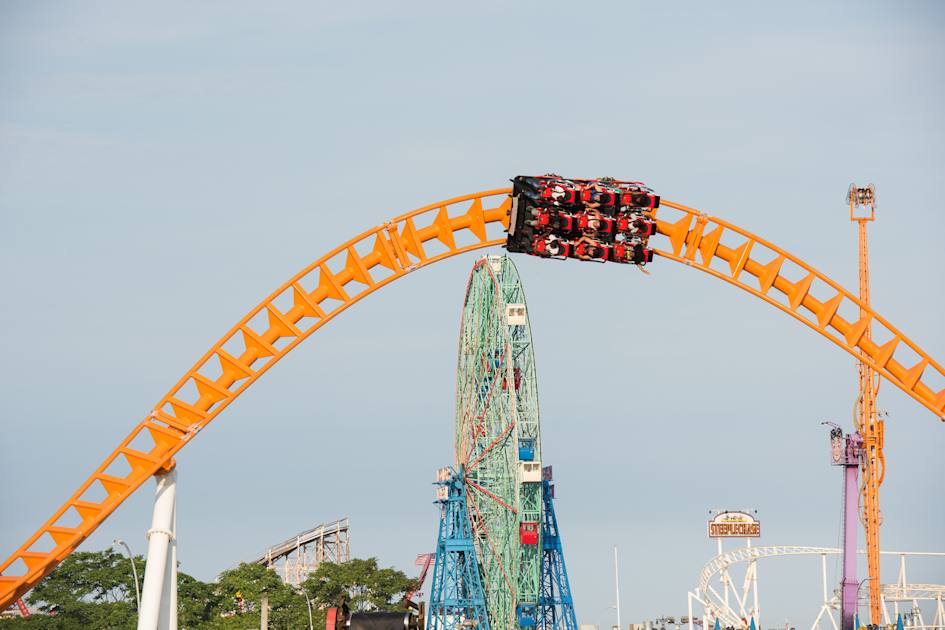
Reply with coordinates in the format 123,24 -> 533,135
847,183 -> 883,622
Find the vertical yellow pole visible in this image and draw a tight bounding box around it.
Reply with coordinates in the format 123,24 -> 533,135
849,184 -> 882,624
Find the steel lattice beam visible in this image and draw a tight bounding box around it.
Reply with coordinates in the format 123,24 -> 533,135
253,518 -> 349,585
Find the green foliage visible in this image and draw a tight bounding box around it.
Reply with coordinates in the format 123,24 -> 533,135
1,550 -> 410,630
8,549 -> 141,630
211,563 -> 309,630
302,558 -> 415,612
28,549 -> 140,610
178,571 -> 219,628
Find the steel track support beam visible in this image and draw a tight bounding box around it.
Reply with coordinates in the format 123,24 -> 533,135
137,468 -> 178,630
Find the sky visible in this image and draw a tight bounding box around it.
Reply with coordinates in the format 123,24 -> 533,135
1,0 -> 944,627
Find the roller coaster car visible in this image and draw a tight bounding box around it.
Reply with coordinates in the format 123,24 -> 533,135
507,175 -> 657,266
512,175 -> 580,206
512,175 -> 657,209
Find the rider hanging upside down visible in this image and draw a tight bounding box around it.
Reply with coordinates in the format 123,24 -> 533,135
550,212 -> 577,234
532,234 -> 569,258
612,242 -> 648,264
612,242 -> 637,263
525,207 -> 551,229
578,209 -> 614,240
581,181 -> 619,210
620,191 -> 660,209
573,236 -> 609,261
540,180 -> 580,206
616,215 -> 655,236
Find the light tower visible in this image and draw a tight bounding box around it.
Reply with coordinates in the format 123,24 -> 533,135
847,183 -> 883,623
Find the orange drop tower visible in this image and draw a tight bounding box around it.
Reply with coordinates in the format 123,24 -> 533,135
847,183 -> 882,624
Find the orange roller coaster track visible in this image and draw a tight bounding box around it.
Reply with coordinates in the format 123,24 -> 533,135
1,188 -> 942,610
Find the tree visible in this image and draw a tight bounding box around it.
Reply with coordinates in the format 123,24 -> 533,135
0,549 -> 216,630
178,571 -> 220,628
20,549 -> 140,630
207,563 -> 309,630
302,558 -> 415,613
0,551 -> 412,630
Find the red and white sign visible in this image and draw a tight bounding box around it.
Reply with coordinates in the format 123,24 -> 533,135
708,511 -> 760,538
415,553 -> 434,566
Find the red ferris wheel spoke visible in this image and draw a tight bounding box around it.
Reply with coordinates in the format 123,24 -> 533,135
460,345 -> 509,466
467,420 -> 515,473
466,479 -> 517,514
466,359 -> 509,462
466,486 -> 516,596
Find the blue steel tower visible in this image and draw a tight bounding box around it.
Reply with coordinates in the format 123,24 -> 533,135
427,467 -> 490,630
537,478 -> 577,630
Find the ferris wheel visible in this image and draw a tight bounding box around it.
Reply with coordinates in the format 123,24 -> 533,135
455,255 -> 543,630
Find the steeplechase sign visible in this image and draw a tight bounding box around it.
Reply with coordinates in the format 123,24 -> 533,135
708,511 -> 761,538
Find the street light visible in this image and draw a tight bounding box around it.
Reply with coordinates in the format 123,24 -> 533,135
301,588 -> 314,630
614,545 -> 622,630
113,538 -> 141,611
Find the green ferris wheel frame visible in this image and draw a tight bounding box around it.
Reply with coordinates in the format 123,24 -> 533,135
455,255 -> 542,630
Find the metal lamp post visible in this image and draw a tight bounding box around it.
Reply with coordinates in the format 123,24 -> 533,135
301,589 -> 314,630
614,545 -> 622,630
114,538 -> 141,611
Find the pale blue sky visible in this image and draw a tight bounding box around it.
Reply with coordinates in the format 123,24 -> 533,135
1,1 -> 943,626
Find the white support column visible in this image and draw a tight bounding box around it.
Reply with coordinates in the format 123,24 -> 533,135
718,539 -> 730,614
749,539 -> 759,628
157,490 -> 177,630
690,590 -> 710,630
753,560 -> 760,628
138,468 -> 178,630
